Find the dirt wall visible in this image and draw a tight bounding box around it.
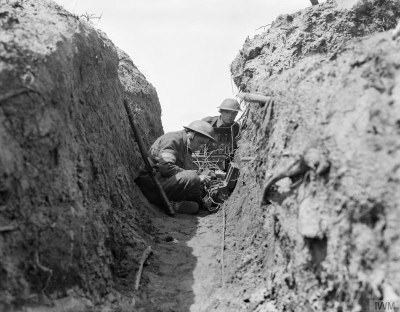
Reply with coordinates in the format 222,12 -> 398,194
213,0 -> 400,311
0,0 -> 162,309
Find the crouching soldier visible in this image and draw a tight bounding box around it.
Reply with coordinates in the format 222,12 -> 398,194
202,98 -> 241,143
201,98 -> 241,170
135,120 -> 216,214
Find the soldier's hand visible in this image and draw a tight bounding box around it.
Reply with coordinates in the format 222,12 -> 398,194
199,174 -> 211,185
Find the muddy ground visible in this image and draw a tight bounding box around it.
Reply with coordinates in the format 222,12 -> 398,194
1,0 -> 400,311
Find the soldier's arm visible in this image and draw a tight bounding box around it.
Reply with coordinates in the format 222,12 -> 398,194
156,136 -> 186,177
158,150 -> 185,177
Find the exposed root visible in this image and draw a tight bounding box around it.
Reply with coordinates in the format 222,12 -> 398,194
392,20 -> 400,39
0,88 -> 29,103
0,224 -> 18,232
261,154 -> 307,205
135,246 -> 152,291
34,252 -> 53,293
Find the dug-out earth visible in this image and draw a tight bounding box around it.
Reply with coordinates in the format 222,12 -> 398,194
0,0 -> 400,311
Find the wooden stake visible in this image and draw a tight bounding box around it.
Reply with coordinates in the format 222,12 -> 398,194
221,205 -> 226,288
237,92 -> 271,104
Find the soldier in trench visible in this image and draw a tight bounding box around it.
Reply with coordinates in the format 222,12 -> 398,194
135,120 -> 216,214
200,98 -> 241,171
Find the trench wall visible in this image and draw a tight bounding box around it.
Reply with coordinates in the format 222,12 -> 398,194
0,0 -> 162,308
215,1 -> 400,311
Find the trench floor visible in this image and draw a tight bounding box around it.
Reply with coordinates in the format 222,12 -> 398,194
137,209 -> 225,312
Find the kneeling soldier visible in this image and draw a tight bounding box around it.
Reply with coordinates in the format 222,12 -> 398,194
135,120 -> 216,214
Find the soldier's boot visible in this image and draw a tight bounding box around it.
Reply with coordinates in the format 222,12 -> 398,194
171,201 -> 199,215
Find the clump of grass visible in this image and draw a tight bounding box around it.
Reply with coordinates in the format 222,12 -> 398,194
80,12 -> 102,24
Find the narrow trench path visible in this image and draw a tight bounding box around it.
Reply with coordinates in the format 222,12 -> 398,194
139,209 -> 224,312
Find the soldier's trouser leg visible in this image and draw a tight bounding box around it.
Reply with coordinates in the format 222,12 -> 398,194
135,170 -> 202,213
159,170 -> 201,202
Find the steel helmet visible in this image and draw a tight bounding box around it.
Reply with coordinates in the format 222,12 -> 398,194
183,120 -> 216,142
217,98 -> 241,111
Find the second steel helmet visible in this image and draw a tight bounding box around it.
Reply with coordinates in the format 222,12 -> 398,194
217,98 -> 241,111
183,120 -> 216,142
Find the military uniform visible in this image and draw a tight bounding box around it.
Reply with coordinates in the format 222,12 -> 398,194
135,130 -> 202,205
200,116 -> 240,172
202,116 -> 239,151
202,116 -> 240,134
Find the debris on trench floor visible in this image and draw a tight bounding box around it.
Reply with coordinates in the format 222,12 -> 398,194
134,209 -> 225,312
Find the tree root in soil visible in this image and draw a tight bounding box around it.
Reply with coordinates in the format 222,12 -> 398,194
135,246 -> 153,290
